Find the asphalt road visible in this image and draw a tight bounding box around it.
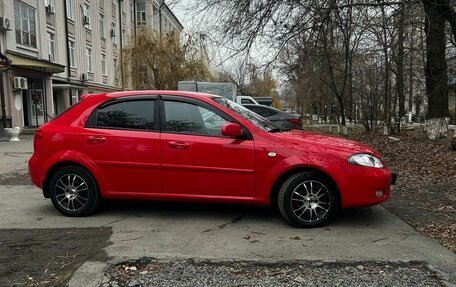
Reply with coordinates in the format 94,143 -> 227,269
0,137 -> 455,286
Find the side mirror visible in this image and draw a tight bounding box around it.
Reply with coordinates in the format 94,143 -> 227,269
221,123 -> 243,138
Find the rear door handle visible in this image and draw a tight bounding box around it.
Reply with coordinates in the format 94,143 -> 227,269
168,141 -> 190,149
87,136 -> 106,143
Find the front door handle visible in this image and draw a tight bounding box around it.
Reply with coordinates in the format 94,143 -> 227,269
87,136 -> 106,143
168,141 -> 190,149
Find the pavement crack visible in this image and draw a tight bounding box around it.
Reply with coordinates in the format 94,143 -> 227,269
217,213 -> 245,230
101,214 -> 130,227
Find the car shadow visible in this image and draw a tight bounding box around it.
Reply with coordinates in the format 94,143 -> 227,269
97,199 -> 385,228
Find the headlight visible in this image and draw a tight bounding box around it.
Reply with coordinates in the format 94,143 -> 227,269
348,153 -> 384,168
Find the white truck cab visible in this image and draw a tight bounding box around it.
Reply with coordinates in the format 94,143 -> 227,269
178,81 -> 260,106
235,96 -> 259,105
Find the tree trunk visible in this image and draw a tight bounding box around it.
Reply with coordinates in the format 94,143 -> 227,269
396,1 -> 405,133
422,0 -> 450,139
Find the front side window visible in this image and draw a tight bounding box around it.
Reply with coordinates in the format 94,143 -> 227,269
14,0 -> 37,47
164,101 -> 229,136
212,97 -> 277,132
95,100 -> 155,130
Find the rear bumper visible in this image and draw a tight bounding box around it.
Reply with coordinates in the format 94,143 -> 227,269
28,154 -> 44,189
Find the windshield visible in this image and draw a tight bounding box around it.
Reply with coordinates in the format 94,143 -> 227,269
212,97 -> 278,132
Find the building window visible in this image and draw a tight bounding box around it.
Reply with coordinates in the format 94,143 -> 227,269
101,53 -> 107,75
99,13 -> 105,38
122,28 -> 126,46
69,40 -> 76,67
139,64 -> 147,87
86,47 -> 92,72
130,2 -> 134,22
112,21 -> 117,44
66,0 -> 74,20
136,2 -> 146,25
113,58 -> 118,80
47,32 -> 55,62
83,3 -> 91,29
14,0 -> 37,48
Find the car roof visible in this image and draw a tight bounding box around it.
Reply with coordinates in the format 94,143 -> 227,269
81,90 -> 220,101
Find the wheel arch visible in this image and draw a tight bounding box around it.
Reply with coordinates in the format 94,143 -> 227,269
269,166 -> 341,209
41,152 -> 106,198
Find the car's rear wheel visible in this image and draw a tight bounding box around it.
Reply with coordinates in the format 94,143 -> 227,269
278,171 -> 339,228
49,166 -> 100,217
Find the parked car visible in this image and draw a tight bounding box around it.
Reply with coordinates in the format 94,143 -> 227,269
243,104 -> 303,130
29,91 -> 396,227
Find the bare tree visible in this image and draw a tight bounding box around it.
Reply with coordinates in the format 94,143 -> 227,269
122,28 -> 213,90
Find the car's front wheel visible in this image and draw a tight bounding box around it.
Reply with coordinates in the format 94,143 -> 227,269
278,171 -> 339,228
49,166 -> 101,217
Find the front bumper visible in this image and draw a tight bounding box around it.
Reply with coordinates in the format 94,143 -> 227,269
332,162 -> 396,209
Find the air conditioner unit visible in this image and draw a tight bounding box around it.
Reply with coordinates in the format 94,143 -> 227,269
13,77 -> 28,90
83,16 -> 90,25
111,29 -> 116,37
0,17 -> 11,31
45,5 -> 56,15
81,73 -> 88,81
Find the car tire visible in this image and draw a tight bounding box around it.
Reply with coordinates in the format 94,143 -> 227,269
49,166 -> 101,217
278,171 -> 339,228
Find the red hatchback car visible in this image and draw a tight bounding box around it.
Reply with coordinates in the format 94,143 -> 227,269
29,91 -> 395,227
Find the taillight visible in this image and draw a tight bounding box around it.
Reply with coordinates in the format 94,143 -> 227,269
34,128 -> 43,140
287,118 -> 302,126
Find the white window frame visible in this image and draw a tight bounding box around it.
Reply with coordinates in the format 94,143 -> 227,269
99,13 -> 105,38
66,0 -> 74,20
83,3 -> 91,29
136,2 -> 146,26
86,47 -> 92,73
69,40 -> 76,67
112,21 -> 117,44
101,53 -> 107,75
14,0 -> 37,48
47,32 -> 55,62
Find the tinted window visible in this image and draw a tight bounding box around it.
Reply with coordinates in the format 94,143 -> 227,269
248,106 -> 278,117
96,100 -> 155,130
164,101 -> 228,136
241,99 -> 254,104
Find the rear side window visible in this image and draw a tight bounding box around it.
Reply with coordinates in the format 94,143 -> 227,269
92,100 -> 155,130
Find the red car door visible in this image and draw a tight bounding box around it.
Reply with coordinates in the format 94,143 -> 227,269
81,97 -> 161,195
160,96 -> 255,199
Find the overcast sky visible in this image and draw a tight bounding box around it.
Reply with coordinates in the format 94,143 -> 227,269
168,0 -> 282,82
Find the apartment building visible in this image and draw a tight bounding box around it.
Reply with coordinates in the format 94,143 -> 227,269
0,0 -> 183,131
